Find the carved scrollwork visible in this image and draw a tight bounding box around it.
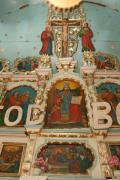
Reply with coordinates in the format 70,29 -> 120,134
38,55 -> 51,68
98,142 -> 112,178
87,80 -> 97,110
32,83 -> 47,123
0,58 -> 9,72
56,57 -> 77,72
82,51 -> 96,67
35,55 -> 52,81
0,82 -> 7,104
98,142 -> 109,164
29,55 -> 52,127
102,165 -> 112,178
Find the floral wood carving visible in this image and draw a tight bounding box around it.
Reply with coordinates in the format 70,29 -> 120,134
82,51 -> 96,66
0,58 -> 9,72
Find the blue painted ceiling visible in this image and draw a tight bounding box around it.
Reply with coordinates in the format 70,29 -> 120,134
0,0 -> 120,64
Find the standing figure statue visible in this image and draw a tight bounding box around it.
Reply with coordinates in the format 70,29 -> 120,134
79,23 -> 95,52
39,26 -> 53,56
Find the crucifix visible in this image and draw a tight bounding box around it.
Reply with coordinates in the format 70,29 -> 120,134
50,13 -> 81,57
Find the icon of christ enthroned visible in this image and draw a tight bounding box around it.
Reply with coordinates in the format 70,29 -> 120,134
45,80 -> 88,128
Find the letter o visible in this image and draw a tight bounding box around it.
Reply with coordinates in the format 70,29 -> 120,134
4,106 -> 23,126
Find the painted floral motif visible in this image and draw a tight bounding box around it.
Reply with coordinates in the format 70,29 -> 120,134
108,156 -> 120,168
108,144 -> 120,170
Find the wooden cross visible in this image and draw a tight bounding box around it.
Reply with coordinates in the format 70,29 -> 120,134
50,18 -> 81,57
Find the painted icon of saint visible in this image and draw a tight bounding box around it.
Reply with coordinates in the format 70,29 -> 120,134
39,26 -> 53,56
79,23 -> 95,52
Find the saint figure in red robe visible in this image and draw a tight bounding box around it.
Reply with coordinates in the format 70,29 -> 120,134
50,96 -> 61,122
39,26 -> 53,56
79,23 -> 95,52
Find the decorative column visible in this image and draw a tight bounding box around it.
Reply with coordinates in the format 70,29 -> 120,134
24,55 -> 52,130
32,55 -> 52,128
80,51 -> 97,105
21,134 -> 37,176
81,51 -> 96,75
80,58 -> 97,129
22,55 -> 52,177
36,55 -> 52,80
98,141 -> 112,179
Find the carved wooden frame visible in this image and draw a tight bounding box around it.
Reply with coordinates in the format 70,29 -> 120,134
13,57 -> 39,74
34,138 -> 96,177
0,142 -> 26,177
42,72 -> 93,130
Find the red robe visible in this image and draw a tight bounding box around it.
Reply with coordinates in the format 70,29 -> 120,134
69,104 -> 83,123
51,96 -> 61,122
39,30 -> 53,55
9,95 -> 19,106
82,27 -> 95,51
40,31 -> 49,54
